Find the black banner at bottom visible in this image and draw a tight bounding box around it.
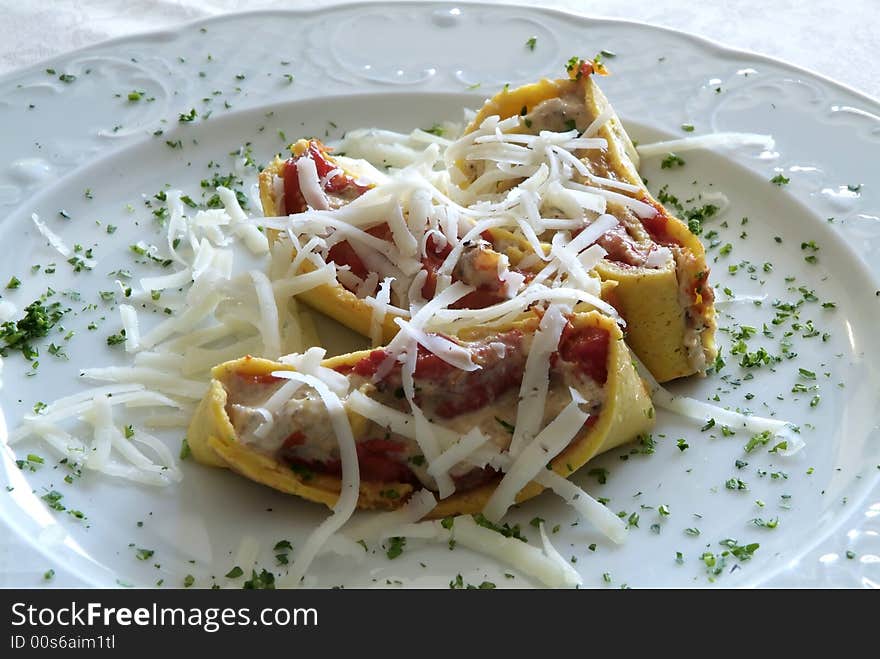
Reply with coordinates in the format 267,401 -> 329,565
0,587 -> 845,651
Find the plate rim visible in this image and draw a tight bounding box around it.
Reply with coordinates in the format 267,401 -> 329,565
1,1 -> 878,109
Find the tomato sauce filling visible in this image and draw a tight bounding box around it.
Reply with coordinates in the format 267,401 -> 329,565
638,198 -> 681,248
280,322 -> 610,487
282,140 -> 370,215
281,142 -> 523,308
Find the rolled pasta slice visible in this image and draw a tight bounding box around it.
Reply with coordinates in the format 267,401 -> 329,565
458,62 -> 717,381
258,139 -> 545,344
187,309 -> 654,516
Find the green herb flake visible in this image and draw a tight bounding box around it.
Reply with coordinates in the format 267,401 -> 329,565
660,153 -> 686,169
798,367 -> 817,380
720,538 -> 759,561
744,430 -> 772,453
135,548 -> 154,561
495,417 -> 515,434
770,174 -> 790,186
472,513 -> 526,542
106,330 -> 126,346
385,536 -> 406,560
525,36 -> 537,51
1,298 -> 68,361
178,108 -> 198,123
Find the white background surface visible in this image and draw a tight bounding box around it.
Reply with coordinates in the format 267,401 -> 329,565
1,0 -> 878,100
0,0 -> 877,587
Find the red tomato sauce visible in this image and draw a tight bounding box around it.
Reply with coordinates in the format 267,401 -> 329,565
281,140 -> 369,215
295,323 -> 610,489
638,199 -> 681,248
557,322 -> 610,385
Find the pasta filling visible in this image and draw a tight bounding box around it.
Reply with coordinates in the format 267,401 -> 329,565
221,319 -> 609,493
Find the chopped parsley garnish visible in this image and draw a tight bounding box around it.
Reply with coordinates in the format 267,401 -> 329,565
495,417 -> 515,434
719,538 -> 759,561
744,430 -> 772,453
274,540 -> 292,552
676,438 -> 689,452
5,276 -> 21,289
423,124 -> 445,136
798,367 -> 817,380
770,174 -> 790,186
289,462 -> 313,481
660,153 -> 686,169
106,330 -> 127,346
385,536 -> 406,560
472,513 -> 526,542
178,108 -> 198,123
225,566 -> 244,579
135,548 -> 154,561
183,574 -> 196,588
1,298 -> 68,360
636,433 -> 656,454
681,123 -> 695,132
526,36 -> 537,51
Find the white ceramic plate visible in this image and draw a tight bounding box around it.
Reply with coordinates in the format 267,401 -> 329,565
1,3 -> 878,589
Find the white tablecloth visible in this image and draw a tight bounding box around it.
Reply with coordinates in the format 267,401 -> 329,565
0,0 -> 877,587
